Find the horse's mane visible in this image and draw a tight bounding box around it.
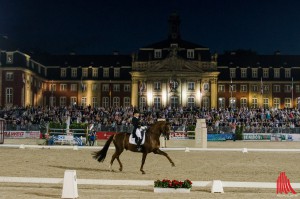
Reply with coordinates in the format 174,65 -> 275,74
147,121 -> 169,136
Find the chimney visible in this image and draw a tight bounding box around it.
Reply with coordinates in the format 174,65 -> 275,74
274,50 -> 281,55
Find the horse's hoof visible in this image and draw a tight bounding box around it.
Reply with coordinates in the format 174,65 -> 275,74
142,171 -> 146,174
119,168 -> 123,171
172,163 -> 175,167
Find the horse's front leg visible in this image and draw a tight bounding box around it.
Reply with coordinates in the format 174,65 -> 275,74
154,149 -> 175,167
140,152 -> 148,174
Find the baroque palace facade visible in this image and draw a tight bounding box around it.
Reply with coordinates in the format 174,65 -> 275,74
1,13 -> 300,110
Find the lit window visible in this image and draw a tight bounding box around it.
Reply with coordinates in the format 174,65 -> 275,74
82,68 -> 88,77
154,49 -> 162,58
113,84 -> 120,92
252,68 -> 258,78
71,68 -> 77,78
273,98 -> 280,109
273,85 -> 280,92
240,85 -> 247,92
285,69 -> 291,78
103,68 -> 109,78
154,82 -> 161,90
218,85 -> 225,92
274,68 -> 280,78
188,82 -> 195,90
241,68 -> 247,78
92,97 -> 98,108
70,84 -> 77,91
154,97 -> 161,109
60,84 -> 67,91
124,97 -> 131,107
5,88 -> 13,104
92,84 -> 97,91
60,97 -> 66,107
187,49 -> 194,59
61,68 -> 66,77
81,97 -> 87,107
240,98 -> 247,107
102,97 -> 109,107
187,97 -> 195,107
113,97 -> 120,107
102,84 -> 109,92
92,68 -> 98,77
230,68 -> 236,78
124,84 -> 131,92
252,98 -> 258,108
263,98 -> 269,109
114,68 -> 120,78
263,68 -> 269,78
6,72 -> 14,81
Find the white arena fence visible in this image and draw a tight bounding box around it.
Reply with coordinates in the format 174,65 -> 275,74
1,173 -> 300,196
1,175 -> 300,188
1,144 -> 300,153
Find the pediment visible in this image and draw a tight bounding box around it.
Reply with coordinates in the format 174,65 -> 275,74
147,56 -> 203,72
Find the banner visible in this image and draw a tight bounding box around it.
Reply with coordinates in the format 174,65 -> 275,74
243,133 -> 300,141
169,131 -> 189,140
4,131 -> 40,139
96,132 -> 116,140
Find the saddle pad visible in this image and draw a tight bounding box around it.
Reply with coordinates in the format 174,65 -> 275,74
129,133 -> 146,145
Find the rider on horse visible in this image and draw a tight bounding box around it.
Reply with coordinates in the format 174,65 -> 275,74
132,109 -> 143,151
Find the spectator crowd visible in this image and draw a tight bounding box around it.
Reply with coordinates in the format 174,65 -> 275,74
1,105 -> 300,133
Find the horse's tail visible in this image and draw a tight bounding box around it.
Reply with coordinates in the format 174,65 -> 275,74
92,134 -> 114,162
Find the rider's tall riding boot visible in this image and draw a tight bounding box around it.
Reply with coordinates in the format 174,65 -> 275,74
136,137 -> 142,151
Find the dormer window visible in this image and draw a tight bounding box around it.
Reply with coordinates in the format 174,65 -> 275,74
71,68 -> 77,78
170,43 -> 178,48
82,68 -> 88,77
60,68 -> 66,78
154,49 -> 162,58
187,49 -> 194,59
6,53 -> 13,64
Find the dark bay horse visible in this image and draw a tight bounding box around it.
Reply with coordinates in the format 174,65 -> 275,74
92,121 -> 175,174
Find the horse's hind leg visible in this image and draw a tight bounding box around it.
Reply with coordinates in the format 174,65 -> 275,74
116,156 -> 123,171
110,149 -> 124,172
154,149 -> 175,167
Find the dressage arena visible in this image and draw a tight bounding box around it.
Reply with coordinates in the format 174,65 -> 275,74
0,139 -> 300,199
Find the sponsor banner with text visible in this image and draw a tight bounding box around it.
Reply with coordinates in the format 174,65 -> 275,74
4,131 -> 40,139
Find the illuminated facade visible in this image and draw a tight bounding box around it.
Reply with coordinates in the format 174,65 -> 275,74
131,13 -> 219,109
0,13 -> 300,109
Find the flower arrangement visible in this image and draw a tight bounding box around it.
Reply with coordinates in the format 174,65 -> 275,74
154,179 -> 192,189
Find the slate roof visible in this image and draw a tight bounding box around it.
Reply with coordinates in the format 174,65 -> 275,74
31,54 -> 132,67
218,51 -> 300,67
143,38 -> 208,49
136,38 -> 211,61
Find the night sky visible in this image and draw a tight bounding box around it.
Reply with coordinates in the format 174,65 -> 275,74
1,0 -> 300,55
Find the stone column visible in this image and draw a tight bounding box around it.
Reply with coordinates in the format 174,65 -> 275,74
162,80 -> 167,107
0,68 -> 2,107
196,80 -> 201,107
210,78 -> 217,109
131,79 -> 138,107
195,118 -> 207,148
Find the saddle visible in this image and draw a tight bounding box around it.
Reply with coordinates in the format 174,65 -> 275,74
129,126 -> 147,145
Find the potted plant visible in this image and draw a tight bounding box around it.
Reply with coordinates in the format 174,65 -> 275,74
154,179 -> 192,193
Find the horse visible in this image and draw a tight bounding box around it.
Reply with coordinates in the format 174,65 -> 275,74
92,121 -> 175,174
